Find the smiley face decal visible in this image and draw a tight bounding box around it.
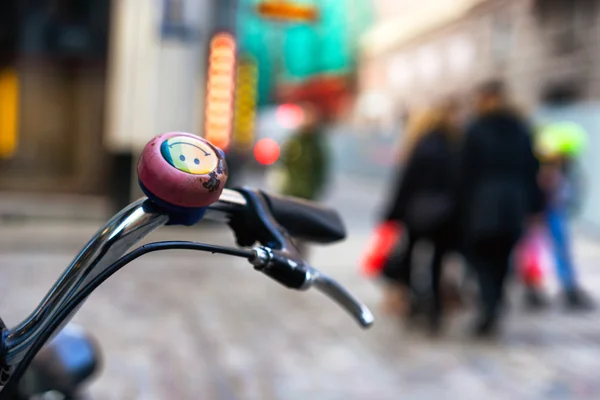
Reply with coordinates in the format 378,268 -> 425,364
160,136 -> 218,175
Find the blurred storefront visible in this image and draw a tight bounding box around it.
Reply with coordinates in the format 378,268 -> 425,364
236,0 -> 373,120
0,0 -> 223,208
2,0 -> 371,198
0,0 -> 111,194
224,0 -> 374,183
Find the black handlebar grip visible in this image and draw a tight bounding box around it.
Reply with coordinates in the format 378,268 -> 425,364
254,251 -> 308,290
261,192 -> 346,244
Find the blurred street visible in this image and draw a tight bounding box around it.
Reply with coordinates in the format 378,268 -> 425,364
1,176 -> 600,399
2,0 -> 600,398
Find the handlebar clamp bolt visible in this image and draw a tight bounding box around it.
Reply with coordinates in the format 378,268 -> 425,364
250,247 -> 272,269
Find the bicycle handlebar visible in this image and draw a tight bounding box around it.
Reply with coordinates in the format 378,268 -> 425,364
0,133 -> 374,396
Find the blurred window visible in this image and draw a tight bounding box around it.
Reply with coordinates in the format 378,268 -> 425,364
541,81 -> 582,105
359,91 -> 392,121
447,35 -> 474,76
416,45 -> 441,84
0,0 -> 19,68
20,0 -> 110,59
491,12 -> 513,67
387,55 -> 413,90
536,0 -> 596,55
160,0 -> 200,42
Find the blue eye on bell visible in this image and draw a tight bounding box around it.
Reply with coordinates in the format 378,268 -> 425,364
179,155 -> 185,161
194,158 -> 200,165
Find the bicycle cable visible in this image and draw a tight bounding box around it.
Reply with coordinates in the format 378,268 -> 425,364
2,241 -> 255,397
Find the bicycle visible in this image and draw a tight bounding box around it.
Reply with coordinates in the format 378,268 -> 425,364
0,132 -> 374,399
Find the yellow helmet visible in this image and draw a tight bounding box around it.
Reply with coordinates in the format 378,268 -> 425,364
535,121 -> 587,161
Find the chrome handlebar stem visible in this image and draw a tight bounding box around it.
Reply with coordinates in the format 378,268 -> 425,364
3,190 -> 248,366
4,199 -> 167,365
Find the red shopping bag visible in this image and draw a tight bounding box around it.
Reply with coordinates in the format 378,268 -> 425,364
360,221 -> 402,278
515,227 -> 547,287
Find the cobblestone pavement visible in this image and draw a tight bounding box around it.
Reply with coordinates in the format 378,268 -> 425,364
2,173 -> 600,399
1,219 -> 600,400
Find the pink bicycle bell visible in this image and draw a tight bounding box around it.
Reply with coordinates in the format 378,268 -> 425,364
138,132 -> 228,225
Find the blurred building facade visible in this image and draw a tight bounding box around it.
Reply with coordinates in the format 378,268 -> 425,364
355,0 -> 600,128
0,0 -> 228,201
236,0 -> 373,121
354,0 -> 600,228
0,0 -> 370,200
0,0 -> 112,194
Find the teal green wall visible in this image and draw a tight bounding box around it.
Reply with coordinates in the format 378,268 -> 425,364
236,0 -> 373,105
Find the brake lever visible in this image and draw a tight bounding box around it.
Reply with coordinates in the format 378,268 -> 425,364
235,189 -> 374,329
304,266 -> 374,329
229,187 -> 294,251
250,247 -> 374,329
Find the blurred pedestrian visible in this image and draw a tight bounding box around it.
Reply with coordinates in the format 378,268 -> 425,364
380,100 -> 462,333
531,121 -> 594,310
458,80 -> 544,337
279,103 -> 329,256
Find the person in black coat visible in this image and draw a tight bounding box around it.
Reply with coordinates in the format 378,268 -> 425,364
380,101 -> 462,333
458,80 -> 544,337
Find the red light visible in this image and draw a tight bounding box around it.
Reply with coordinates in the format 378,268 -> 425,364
254,138 -> 280,165
276,104 -> 304,129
